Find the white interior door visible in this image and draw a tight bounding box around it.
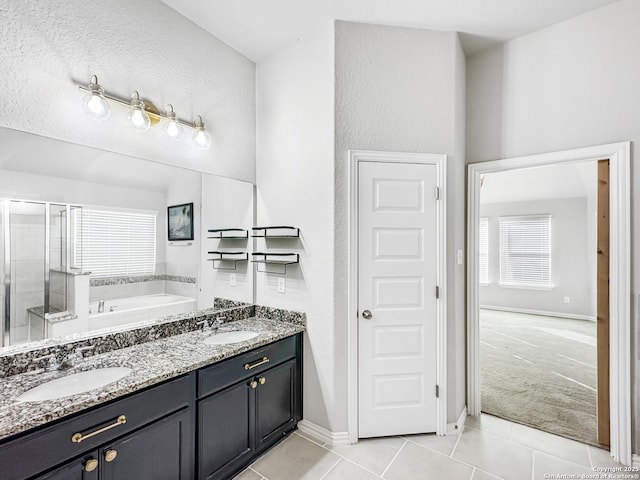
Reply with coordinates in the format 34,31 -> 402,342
358,161 -> 439,438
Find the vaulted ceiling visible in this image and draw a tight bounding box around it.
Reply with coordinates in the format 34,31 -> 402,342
162,0 -> 619,60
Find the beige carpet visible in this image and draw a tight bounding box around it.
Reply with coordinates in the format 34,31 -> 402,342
480,309 -> 599,446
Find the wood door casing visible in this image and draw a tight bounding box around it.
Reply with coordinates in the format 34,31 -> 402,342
597,159 -> 610,447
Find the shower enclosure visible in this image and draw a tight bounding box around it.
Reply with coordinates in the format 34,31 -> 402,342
1,199 -> 82,347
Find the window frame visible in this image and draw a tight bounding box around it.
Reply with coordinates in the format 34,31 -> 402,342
498,214 -> 552,290
479,217 -> 489,286
76,207 -> 158,279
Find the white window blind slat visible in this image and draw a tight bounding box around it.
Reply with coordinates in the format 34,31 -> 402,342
499,215 -> 551,288
77,209 -> 157,279
479,217 -> 489,284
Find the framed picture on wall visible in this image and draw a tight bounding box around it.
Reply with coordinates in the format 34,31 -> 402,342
167,202 -> 194,241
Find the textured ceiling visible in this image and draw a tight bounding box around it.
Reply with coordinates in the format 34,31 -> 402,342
162,0 -> 619,60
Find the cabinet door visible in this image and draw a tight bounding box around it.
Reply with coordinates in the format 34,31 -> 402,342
101,407 -> 193,480
33,453 -> 99,480
198,379 -> 254,480
255,359 -> 297,452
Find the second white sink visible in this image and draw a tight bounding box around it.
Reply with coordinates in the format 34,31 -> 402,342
203,330 -> 259,345
17,367 -> 132,402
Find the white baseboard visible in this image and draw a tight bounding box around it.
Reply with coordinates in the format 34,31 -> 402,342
447,407 -> 467,435
480,305 -> 596,322
633,453 -> 639,468
297,419 -> 351,446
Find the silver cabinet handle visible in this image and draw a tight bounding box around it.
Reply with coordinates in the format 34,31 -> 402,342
362,310 -> 373,320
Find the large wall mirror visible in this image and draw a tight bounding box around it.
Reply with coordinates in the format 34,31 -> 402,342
0,127 -> 254,350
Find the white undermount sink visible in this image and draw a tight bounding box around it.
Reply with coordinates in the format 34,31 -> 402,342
17,367 -> 132,402
203,330 -> 259,345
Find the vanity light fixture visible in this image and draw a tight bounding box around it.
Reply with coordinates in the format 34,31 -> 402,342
193,115 -> 212,150
80,75 -> 110,121
77,75 -> 211,149
163,104 -> 184,141
128,91 -> 151,133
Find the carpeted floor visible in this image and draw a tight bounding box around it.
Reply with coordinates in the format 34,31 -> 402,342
480,309 -> 599,446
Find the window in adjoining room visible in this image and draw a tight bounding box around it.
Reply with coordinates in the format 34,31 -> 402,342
499,214 -> 551,288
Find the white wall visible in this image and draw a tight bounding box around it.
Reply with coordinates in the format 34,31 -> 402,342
480,197 -> 594,318
164,170 -> 202,298
257,21 -> 467,433
0,0 -> 256,183
199,174 -> 254,309
334,21 -> 467,425
466,0 -> 640,452
256,21 -> 336,431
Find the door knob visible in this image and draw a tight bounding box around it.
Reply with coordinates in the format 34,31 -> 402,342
362,310 -> 373,320
84,458 -> 98,472
250,380 -> 258,389
258,376 -> 266,385
104,449 -> 118,462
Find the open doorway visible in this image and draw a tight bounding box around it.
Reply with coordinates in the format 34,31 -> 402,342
478,162 -> 598,445
466,142 -> 632,465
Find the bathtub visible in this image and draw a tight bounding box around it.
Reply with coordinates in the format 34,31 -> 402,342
89,294 -> 197,329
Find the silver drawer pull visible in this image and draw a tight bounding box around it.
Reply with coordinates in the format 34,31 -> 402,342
71,415 -> 127,443
244,356 -> 269,370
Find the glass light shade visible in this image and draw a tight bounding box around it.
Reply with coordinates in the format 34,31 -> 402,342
193,128 -> 211,149
128,107 -> 150,132
162,108 -> 184,141
128,93 -> 150,133
81,77 -> 110,121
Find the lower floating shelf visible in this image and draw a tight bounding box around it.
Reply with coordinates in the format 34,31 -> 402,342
251,252 -> 299,275
207,251 -> 248,270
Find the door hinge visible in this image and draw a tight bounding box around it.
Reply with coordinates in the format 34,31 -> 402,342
434,186 -> 440,200
436,385 -> 440,398
435,286 -> 440,299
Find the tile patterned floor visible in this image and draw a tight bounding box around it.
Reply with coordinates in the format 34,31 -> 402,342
234,414 -> 633,480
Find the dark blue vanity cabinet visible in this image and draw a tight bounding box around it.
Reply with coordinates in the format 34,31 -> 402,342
0,374 -> 195,480
197,334 -> 303,480
0,333 -> 302,480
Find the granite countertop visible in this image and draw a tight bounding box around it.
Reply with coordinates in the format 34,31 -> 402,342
0,317 -> 305,441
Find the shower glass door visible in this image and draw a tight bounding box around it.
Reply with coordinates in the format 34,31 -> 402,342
9,200 -> 46,345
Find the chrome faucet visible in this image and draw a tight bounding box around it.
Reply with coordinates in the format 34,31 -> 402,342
33,346 -> 95,372
98,300 -> 105,313
197,316 -> 226,333
33,353 -> 61,372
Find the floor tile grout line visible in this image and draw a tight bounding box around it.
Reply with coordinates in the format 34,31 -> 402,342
464,422 -> 594,469
587,444 -> 594,470
293,430 -> 328,449
470,467 -> 477,480
531,450 -> 536,480
332,452 -> 386,478
404,435 -> 465,462
294,430 -> 385,478
248,466 -> 267,480
381,439 -> 407,478
450,426 -> 465,457
318,457 -> 343,480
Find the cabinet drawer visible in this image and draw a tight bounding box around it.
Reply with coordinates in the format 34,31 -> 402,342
198,336 -> 297,399
0,373 -> 194,480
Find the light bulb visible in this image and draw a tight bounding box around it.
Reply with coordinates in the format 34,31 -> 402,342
81,76 -> 110,121
192,116 -> 212,149
162,105 -> 184,141
128,91 -> 150,132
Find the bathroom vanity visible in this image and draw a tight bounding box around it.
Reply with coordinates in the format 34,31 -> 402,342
0,315 -> 303,480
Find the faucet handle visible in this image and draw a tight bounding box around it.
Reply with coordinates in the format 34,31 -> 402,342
33,353 -> 59,371
74,346 -> 94,362
196,319 -> 211,332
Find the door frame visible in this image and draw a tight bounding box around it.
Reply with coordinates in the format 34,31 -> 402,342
466,142 -> 631,465
347,150 -> 447,443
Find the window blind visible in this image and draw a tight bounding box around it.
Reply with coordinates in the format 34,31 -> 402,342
499,215 -> 551,288
479,217 -> 489,284
77,209 -> 157,279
